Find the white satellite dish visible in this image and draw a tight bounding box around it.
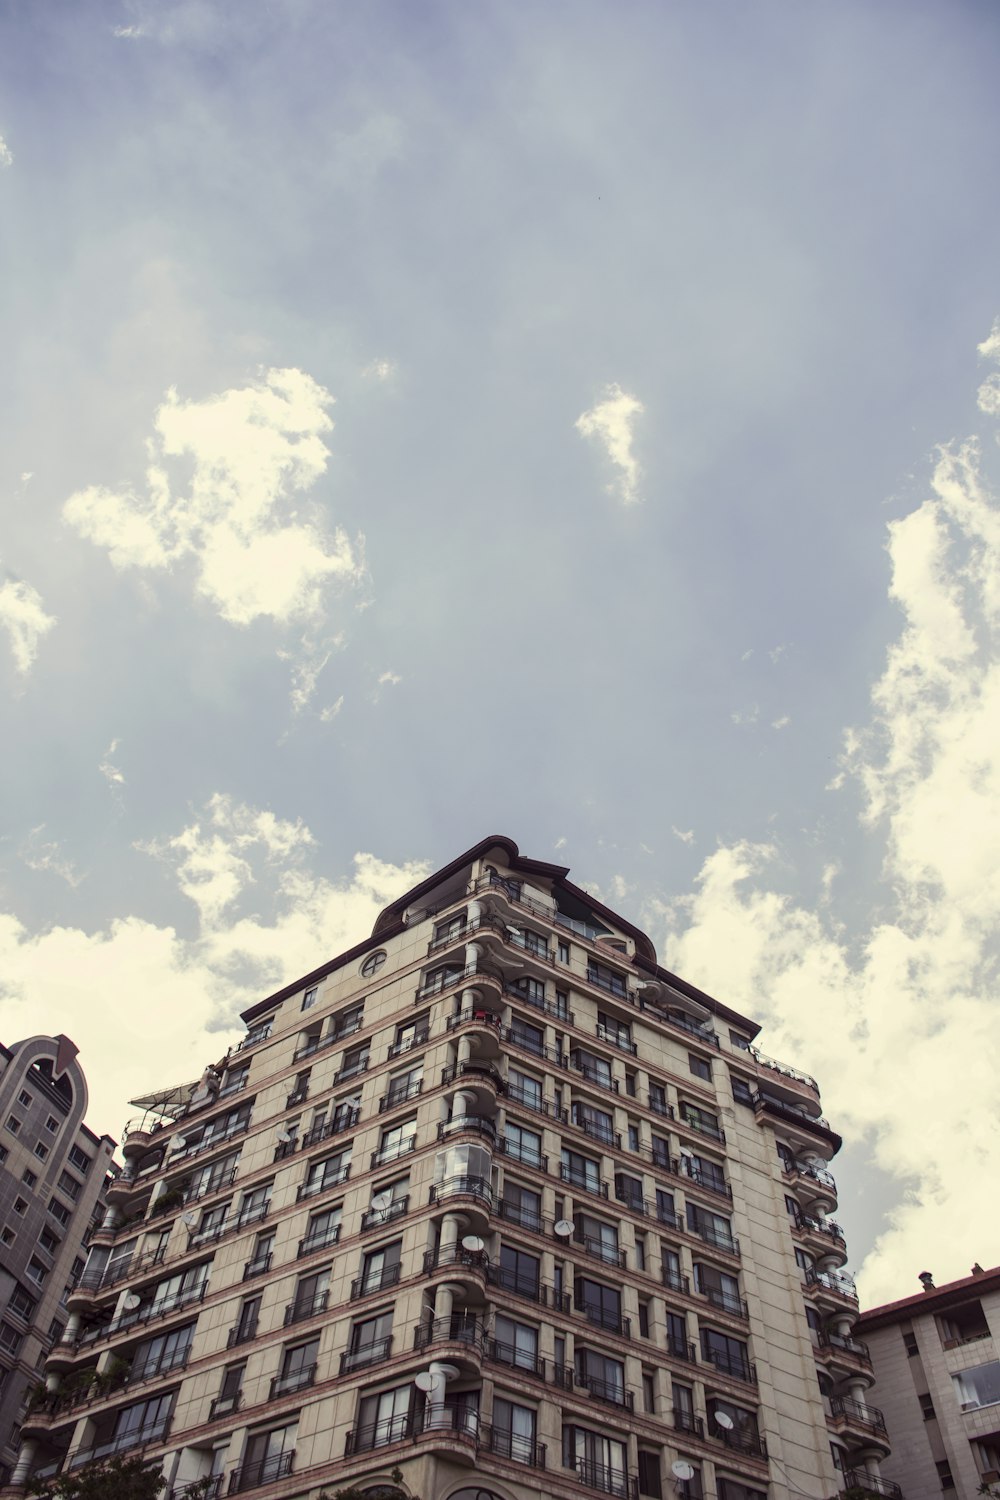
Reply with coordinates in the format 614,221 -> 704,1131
714,1411 -> 734,1430
553,1220 -> 574,1237
505,924 -> 521,936
180,1211 -> 199,1226
370,1191 -> 392,1211
171,1136 -> 187,1151
679,1146 -> 693,1157
414,1371 -> 435,1392
671,1461 -> 695,1482
122,1293 -> 141,1310
276,1130 -> 292,1144
461,1235 -> 485,1252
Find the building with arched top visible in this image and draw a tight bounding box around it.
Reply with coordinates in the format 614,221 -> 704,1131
4,840 -> 893,1500
0,1035 -> 115,1483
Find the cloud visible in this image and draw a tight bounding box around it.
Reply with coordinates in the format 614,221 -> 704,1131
99,738 -> 126,789
554,836 -> 568,851
0,572 -> 56,674
662,346 -> 1000,1304
19,827 -> 82,888
362,359 -> 397,381
0,797 -> 428,1136
319,695 -> 344,722
112,25 -> 144,38
730,704 -> 760,726
575,383 -> 645,505
64,368 -> 365,628
671,827 -> 695,845
771,715 -> 791,730
977,317 -> 1000,417
0,137 -> 11,169
377,670 -> 402,686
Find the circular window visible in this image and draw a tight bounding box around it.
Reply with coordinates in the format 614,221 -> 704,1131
361,949 -> 387,978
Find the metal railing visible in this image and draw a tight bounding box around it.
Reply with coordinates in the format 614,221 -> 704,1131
841,1472 -> 902,1499
482,1425 -> 546,1467
499,1139 -> 548,1173
297,1224 -> 341,1258
830,1395 -> 887,1432
370,1136 -> 417,1169
360,1196 -> 409,1233
575,1370 -> 634,1410
429,1175 -> 493,1208
379,1081 -> 423,1113
283,1289 -> 328,1325
350,1263 -> 401,1300
268,1363 -> 316,1399
340,1336 -> 394,1373
413,1315 -> 485,1352
566,1457 -> 638,1500
227,1451 -> 294,1493
700,1347 -> 756,1384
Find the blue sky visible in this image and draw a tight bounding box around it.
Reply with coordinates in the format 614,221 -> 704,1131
2,0 -> 1000,1305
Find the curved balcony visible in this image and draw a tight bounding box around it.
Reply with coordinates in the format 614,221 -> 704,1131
121,1125 -> 162,1160
815,1331 -> 875,1385
437,1115 -> 498,1146
751,1045 -> 820,1101
788,1160 -> 839,1213
428,1175 -> 494,1217
828,1396 -> 890,1458
840,1470 -> 902,1499
412,1314 -> 486,1371
804,1266 -> 858,1311
105,1175 -> 149,1208
346,1405 -> 479,1461
445,1007 -> 504,1044
422,1243 -> 490,1292
414,961 -> 504,1007
441,1060 -> 506,1097
754,1090 -> 842,1153
794,1215 -> 848,1267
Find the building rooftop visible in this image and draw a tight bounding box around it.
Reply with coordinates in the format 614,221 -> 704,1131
857,1263 -> 1000,1329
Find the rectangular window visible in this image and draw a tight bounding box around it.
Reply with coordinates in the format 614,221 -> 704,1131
700,1328 -> 751,1382
7,1288 -> 35,1321
391,1015 -> 429,1057
45,1115 -> 58,1133
301,985 -> 318,1011
729,1030 -> 751,1051
935,1461 -> 955,1491
344,1311 -> 393,1371
356,1383 -> 412,1449
558,940 -> 570,963
562,1424 -> 628,1494
730,1075 -> 754,1106
561,1147 -> 601,1194
919,1392 -> 936,1420
34,1140 -> 49,1161
508,1017 -> 545,1055
275,1337 -> 319,1394
492,1396 -> 537,1464
26,1259 -> 47,1286
359,1240 -> 402,1296
22,1169 -> 37,1188
5,1116 -> 21,1136
684,1152 -> 728,1195
688,1054 -> 712,1082
952,1360 -> 1000,1409
13,1197 -> 27,1215
575,1277 -> 624,1334
219,1065 -> 250,1097
499,1245 -> 541,1300
903,1330 -> 919,1357
508,1068 -> 543,1111
288,1268 -> 330,1322
39,1227 -> 60,1254
638,1450 -> 662,1499
493,1315 -> 539,1373
501,1180 -> 542,1232
679,1101 -> 722,1139
301,1148 -> 351,1198
0,1323 -> 23,1355
505,1122 -> 544,1169
57,1171 -> 82,1201
17,1091 -> 32,1108
302,1206 -> 342,1255
648,1082 -> 670,1117
336,1042 -> 370,1082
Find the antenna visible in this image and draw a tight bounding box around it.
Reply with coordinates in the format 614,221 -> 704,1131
714,1411 -> 734,1430
671,1461 -> 695,1482
414,1371 -> 435,1393
553,1220 -> 574,1237
461,1235 -> 485,1253
122,1292 -> 141,1310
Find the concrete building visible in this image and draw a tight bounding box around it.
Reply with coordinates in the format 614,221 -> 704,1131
6,838 -> 894,1500
0,1034 -> 115,1484
856,1264 -> 1000,1498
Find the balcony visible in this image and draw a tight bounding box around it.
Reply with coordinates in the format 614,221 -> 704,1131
68,1421 -> 172,1469
486,1263 -> 568,1310
806,1266 -> 858,1304
296,1164 -> 351,1200
573,1117 -> 621,1150
595,1024 -> 637,1056
227,1320 -> 258,1348
707,1415 -> 767,1458
576,1300 -> 630,1338
585,967 -> 630,1000
369,1136 -> 417,1169
680,1162 -> 732,1200
648,1095 -> 675,1120
505,980 -> 572,1023
170,1481 -> 224,1500
268,1363 -> 316,1399
446,1008 -> 503,1036
301,1109 -> 359,1148
564,1054 -> 620,1094
566,1457 -> 638,1500
429,1174 -> 493,1209
388,1029 -> 429,1058
378,1080 -> 423,1113
415,961 -> 503,1006
413,1315 -> 485,1353
688,1219 -> 740,1257
505,1084 -> 566,1122
661,1266 -> 692,1296
283,1289 -> 328,1325
818,1331 -> 874,1372
575,1371 -> 634,1410
227,1452 -> 294,1493
840,1473 -> 902,1500
438,1115 -> 497,1146
208,1392 -> 242,1421
285,1089 -> 309,1109
559,1165 -> 608,1198
753,1090 -> 841,1151
242,1252 -> 272,1281
79,1283 -> 208,1345
360,1195 -> 409,1233
503,1025 -> 556,1060
698,1286 -> 749,1320
350,1263 -> 402,1300
442,1059 -> 506,1093
340,1335 -> 394,1373
346,1405 -> 480,1457
422,1243 -> 490,1276
678,1110 -> 725,1143
189,1203 -> 269,1248
499,1139 -> 548,1173
573,1232 -> 626,1270
485,1337 -> 556,1382
333,1058 -> 370,1085
829,1396 -> 888,1434
701,1348 -> 756,1385
672,1409 -> 705,1439
297,1224 -> 341,1258
482,1425 -> 546,1468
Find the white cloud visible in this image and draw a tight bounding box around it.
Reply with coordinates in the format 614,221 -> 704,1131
730,704 -> 760,726
319,695 -> 345,722
362,359 -> 397,381
671,827 -> 695,845
377,670 -> 402,686
0,797 -> 428,1136
0,137 -> 12,169
554,836 -> 568,851
19,827 -> 81,888
64,368 -> 365,628
662,357 -> 1000,1304
112,24 -> 144,37
771,715 -> 791,730
575,383 -> 645,505
99,738 -> 126,789
978,317 -> 1000,417
0,572 -> 56,674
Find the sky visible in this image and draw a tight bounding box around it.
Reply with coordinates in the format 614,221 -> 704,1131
1,0 -> 999,1309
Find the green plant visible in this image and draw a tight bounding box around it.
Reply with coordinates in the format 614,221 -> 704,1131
24,1381 -> 50,1412
28,1452 -> 166,1500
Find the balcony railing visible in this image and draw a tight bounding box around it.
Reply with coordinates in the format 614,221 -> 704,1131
505,1085 -> 567,1122
441,1060 -> 506,1092
340,1335 -> 394,1373
830,1395 -> 887,1432
68,1419 -> 172,1469
574,1232 -> 625,1269
661,1266 -> 692,1296
566,1457 -> 638,1500
564,1055 -> 619,1094
387,1029 -> 430,1058
487,1263 -> 568,1310
585,967 -> 629,999
208,1392 -> 242,1421
422,1243 -> 490,1275
575,1371 -> 634,1410
806,1267 -> 858,1301
700,1348 -> 756,1384
242,1252 -> 272,1280
575,1300 -> 630,1337
672,1409 -> 704,1438
496,1199 -> 548,1235
678,1110 -> 725,1143
648,1096 -> 675,1119
379,1081 -> 423,1113
506,982 -> 573,1023
750,1046 -> 819,1094
595,1024 -> 637,1056
346,1405 -> 479,1455
333,1058 -> 370,1085
708,1415 -> 767,1458
698,1285 -> 749,1319
485,1337 -> 551,1381
688,1219 -> 740,1256
296,1164 -> 350,1200
500,1138 -> 548,1173
227,1451 -> 294,1493
370,1136 -> 417,1169
446,1008 -> 503,1034
301,1110 -> 359,1148
268,1363 -> 316,1399
438,1116 -> 497,1143
559,1165 -> 608,1197
572,1117 -> 621,1150
283,1288 -> 328,1325
350,1263 -> 402,1300
429,1175 -> 493,1208
360,1196 -> 409,1233
818,1331 -> 873,1368
297,1224 -> 341,1258
482,1425 -> 547,1467
79,1283 -> 208,1344
170,1480 -> 224,1500
841,1472 -> 902,1499
680,1161 -> 732,1199
413,1315 -> 485,1352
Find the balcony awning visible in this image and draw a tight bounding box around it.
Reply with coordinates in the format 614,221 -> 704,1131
128,1078 -> 200,1119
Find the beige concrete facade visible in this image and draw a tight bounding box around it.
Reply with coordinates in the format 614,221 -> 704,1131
0,1035 -> 115,1484
4,838 -> 893,1500
857,1265 -> 1000,1499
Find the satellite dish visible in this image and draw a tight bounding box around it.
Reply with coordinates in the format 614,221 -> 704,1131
554,1220 -> 574,1237
461,1235 -> 485,1252
505,924 -> 521,936
122,1293 -> 141,1310
370,1191 -> 392,1211
714,1411 -> 734,1430
180,1211 -> 199,1226
671,1461 -> 695,1481
171,1136 -> 187,1151
276,1130 -> 292,1143
414,1371 -> 435,1392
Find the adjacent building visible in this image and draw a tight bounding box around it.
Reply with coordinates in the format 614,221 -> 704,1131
6,838 -> 894,1499
855,1264 -> 1000,1497
0,1035 -> 115,1484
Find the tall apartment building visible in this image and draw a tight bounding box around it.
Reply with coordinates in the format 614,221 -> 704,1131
7,838 -> 894,1500
855,1264 -> 1000,1497
0,1034 -> 115,1484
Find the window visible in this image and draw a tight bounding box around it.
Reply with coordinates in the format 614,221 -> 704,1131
420,961 -> 463,996
919,1392 -> 936,1420
636,1301 -> 649,1339
57,1171 -> 82,1201
358,1240 -> 402,1296
558,940 -> 570,963
688,1054 -> 712,1082
7,1288 -> 35,1321
33,1141 -> 49,1161
561,1147 -> 601,1194
576,1347 -> 627,1406
245,1230 -> 274,1277
953,1360 -> 1000,1409
687,1203 -> 736,1253
48,1317 -> 64,1344
301,1148 -> 351,1198
935,1462 -> 955,1492
493,1315 -> 539,1373
499,1245 -> 541,1299
360,949 -> 387,977
571,1048 -> 614,1089
344,1311 -> 393,1371
641,1373 -> 655,1413
132,1323 -> 195,1379
219,1064 -> 250,1097
241,1018 -> 274,1048
730,1074 -> 754,1106
0,1323 -> 23,1356
573,1099 -> 616,1145
501,1180 -> 542,1232
701,1328 -> 751,1382
333,1002 -> 365,1039
433,912 -> 467,947
638,1450 -> 662,1499
232,1296 -> 262,1345
508,1067 -> 543,1110
679,1101 -> 722,1139
628,1124 -> 640,1152
213,1362 -> 246,1416
22,1169 -> 37,1189
0,1228 -> 13,1247
903,1330 -> 919,1357
708,1398 -> 761,1453
390,1015 -> 429,1057
575,1212 -> 620,1266
575,1277 -> 624,1334
337,1042 -> 370,1082
276,1337 -> 319,1394
45,1115 -> 58,1133
683,1151 -> 728,1195
563,1424 -> 628,1496
655,1189 -> 678,1228
508,1017 -> 544,1055
301,985 -> 318,1011
648,1082 -> 670,1117
376,1117 -> 417,1164
239,1183 -> 272,1225
355,1383 -> 412,1448
729,1030 -> 750,1051
695,1262 -> 742,1316
492,1397 -> 537,1463
716,1483 -> 766,1500
587,960 -> 628,998
13,1197 -> 27,1215
17,1090 -> 32,1108
598,1012 -> 633,1052
289,1268 -> 330,1322
26,1259 -> 46,1286
66,1144 -> 90,1174
241,1424 -> 296,1488
302,1206 -> 342,1254
505,1122 -> 544,1169
39,1227 -> 60,1254
615,1171 -> 644,1211
5,1116 -> 21,1136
